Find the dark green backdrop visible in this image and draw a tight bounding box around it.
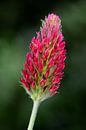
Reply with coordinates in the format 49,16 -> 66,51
0,0 -> 86,130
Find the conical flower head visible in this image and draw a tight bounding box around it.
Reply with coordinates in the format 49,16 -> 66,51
21,13 -> 66,102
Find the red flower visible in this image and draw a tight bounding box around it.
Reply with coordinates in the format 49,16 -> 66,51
20,13 -> 66,101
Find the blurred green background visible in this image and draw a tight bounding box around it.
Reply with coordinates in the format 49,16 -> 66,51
0,0 -> 86,130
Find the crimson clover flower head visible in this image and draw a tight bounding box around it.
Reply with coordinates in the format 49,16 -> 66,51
20,13 -> 66,102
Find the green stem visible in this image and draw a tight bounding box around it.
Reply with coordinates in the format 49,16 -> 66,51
27,101 -> 40,130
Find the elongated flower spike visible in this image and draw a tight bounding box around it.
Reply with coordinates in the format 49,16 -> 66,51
20,13 -> 66,130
